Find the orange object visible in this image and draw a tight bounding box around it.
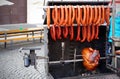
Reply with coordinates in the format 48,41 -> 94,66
82,47 -> 100,71
105,6 -> 110,26
68,5 -> 72,26
76,5 -> 81,26
71,6 -> 75,26
81,5 -> 87,26
55,26 -> 61,39
95,6 -> 101,25
76,26 -> 81,41
91,25 -> 95,41
63,27 -> 68,38
95,25 -> 99,39
47,6 -> 50,28
93,6 -> 98,24
101,5 -> 105,24
76,5 -> 81,41
69,26 -> 74,40
59,5 -> 64,26
63,5 -> 68,26
81,26 -> 87,42
50,26 -> 56,41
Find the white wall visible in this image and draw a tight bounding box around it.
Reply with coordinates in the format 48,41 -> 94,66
27,0 -> 44,24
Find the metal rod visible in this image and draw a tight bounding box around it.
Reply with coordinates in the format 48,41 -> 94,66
73,48 -> 77,72
38,5 -> 112,9
111,0 -> 116,69
49,57 -> 106,64
42,23 -> 108,28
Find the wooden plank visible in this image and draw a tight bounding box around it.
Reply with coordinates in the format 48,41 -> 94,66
0,35 -> 43,42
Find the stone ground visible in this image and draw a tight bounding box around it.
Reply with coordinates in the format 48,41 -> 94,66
0,41 -> 49,79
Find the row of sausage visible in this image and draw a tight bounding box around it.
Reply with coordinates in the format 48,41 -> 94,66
47,5 -> 110,42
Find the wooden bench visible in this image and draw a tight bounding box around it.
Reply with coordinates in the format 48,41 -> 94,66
0,27 -> 44,48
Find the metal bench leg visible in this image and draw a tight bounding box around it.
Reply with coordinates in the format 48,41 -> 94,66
27,34 -> 29,42
4,33 -> 7,48
32,31 -> 35,42
40,30 -> 42,43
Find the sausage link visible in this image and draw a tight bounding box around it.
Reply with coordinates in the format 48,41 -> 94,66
105,6 -> 110,26
81,26 -> 87,42
76,5 -> 81,26
68,5 -> 72,26
95,25 -> 99,39
86,5 -> 90,26
69,26 -> 74,40
93,6 -> 98,25
47,6 -> 50,28
95,6 -> 101,25
76,26 -> 81,41
81,5 -> 87,26
63,27 -> 68,38
100,5 -> 105,24
55,26 -> 61,39
91,25 -> 95,41
50,25 -> 56,41
63,5 -> 68,26
54,5 -> 58,25
59,5 -> 64,26
71,6 -> 75,26
86,5 -> 91,42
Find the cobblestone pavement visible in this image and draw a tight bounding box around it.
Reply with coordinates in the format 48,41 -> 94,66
0,42 -> 48,79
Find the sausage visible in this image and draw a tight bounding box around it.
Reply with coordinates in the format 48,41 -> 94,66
69,5 -> 75,40
89,6 -> 93,25
95,6 -> 101,25
76,5 -> 81,26
71,5 -> 75,26
95,6 -> 101,39
95,25 -> 99,39
93,6 -> 98,25
50,25 -> 56,41
54,5 -> 58,25
86,5 -> 90,26
100,5 -> 105,24
81,5 -> 87,26
63,26 -> 68,38
76,26 -> 81,41
68,5 -> 72,26
76,5 -> 81,41
47,6 -> 50,28
86,5 -> 91,42
59,5 -> 64,26
55,26 -> 61,39
81,26 -> 87,42
63,5 -> 68,26
69,26 -> 74,40
91,25 -> 95,41
105,6 -> 110,26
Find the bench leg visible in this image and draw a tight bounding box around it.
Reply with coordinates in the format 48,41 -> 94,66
40,30 -> 42,43
27,34 -> 29,42
4,33 -> 7,48
32,31 -> 35,42
4,42 -> 7,48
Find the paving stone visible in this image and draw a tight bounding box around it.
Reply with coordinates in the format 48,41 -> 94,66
0,42 -> 48,79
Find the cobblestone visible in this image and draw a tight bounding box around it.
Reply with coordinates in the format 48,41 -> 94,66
0,42 -> 48,79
